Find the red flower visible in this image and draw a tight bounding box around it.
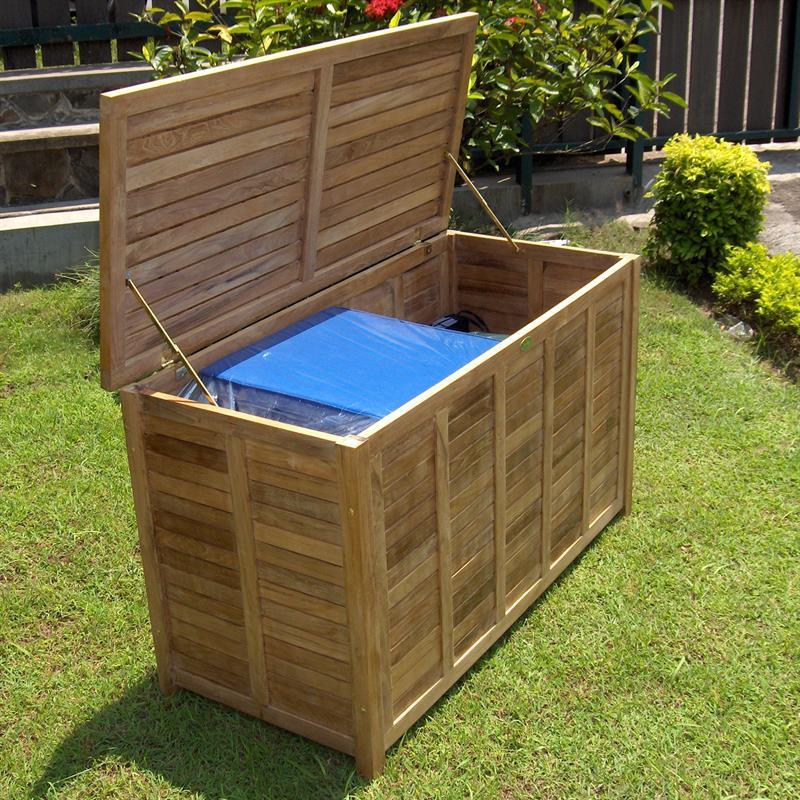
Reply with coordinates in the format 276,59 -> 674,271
504,15 -> 526,27
365,0 -> 404,20
533,1 -> 544,15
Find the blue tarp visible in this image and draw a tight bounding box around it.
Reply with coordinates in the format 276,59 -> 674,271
180,307 -> 498,434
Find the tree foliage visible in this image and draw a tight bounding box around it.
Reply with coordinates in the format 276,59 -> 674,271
136,0 -> 684,167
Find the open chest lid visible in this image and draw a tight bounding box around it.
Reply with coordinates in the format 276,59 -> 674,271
99,13 -> 478,390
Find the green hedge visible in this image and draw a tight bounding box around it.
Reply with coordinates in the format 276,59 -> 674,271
713,243 -> 800,337
645,135 -> 771,284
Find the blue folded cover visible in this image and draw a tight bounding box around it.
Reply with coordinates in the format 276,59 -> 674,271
181,307 -> 498,434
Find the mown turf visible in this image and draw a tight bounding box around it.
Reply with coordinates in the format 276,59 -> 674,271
1,276 -> 798,799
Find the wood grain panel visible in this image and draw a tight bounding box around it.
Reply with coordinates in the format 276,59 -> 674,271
101,15 -> 477,390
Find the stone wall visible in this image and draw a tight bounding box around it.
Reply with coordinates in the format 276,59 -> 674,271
0,137 -> 98,205
0,63 -> 150,207
0,87 -> 100,130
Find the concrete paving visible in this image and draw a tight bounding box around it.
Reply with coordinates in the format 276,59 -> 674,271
0,204 -> 98,291
515,143 -> 800,254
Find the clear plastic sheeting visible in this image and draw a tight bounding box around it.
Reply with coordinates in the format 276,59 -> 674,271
179,307 -> 500,435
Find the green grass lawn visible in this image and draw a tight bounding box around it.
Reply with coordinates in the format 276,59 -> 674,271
1,273 -> 799,799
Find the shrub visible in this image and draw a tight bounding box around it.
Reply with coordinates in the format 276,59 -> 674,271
136,0 -> 683,169
713,244 -> 800,337
644,134 -> 771,284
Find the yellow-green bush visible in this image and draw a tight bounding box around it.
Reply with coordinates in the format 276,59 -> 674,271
645,135 -> 770,284
713,243 -> 800,336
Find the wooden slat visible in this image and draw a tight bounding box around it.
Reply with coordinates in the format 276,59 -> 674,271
265,636 -> 352,683
115,0 -> 154,63
269,655 -> 350,700
264,617 -> 350,664
622,262 -> 641,513
716,0 -> 751,131
172,633 -> 249,678
145,432 -> 227,472
656,0 -> 690,136
0,1 -> 36,69
173,651 -> 249,695
261,582 -> 346,625
37,0 -> 73,66
127,181 -> 304,267
169,598 -> 244,642
268,601 -> 349,647
301,65 -> 334,281
325,123 -> 448,184
382,454 -> 434,509
171,617 -> 248,661
246,439 -> 338,481
155,528 -> 237,570
434,409 -> 455,674
128,115 -> 311,192
76,0 -> 112,63
387,535 -> 438,591
249,480 -> 339,525
130,93 -> 309,165
226,436 -> 269,707
384,477 -> 435,532
149,472 -> 231,513
332,52 -> 460,105
686,0 -> 721,133
252,495 -> 341,545
154,510 -> 232,552
386,513 -> 437,572
269,675 -> 353,735
391,626 -> 442,706
258,563 -> 345,607
254,535 -> 343,579
541,336 -> 555,574
332,35 -> 463,84
323,148 -> 444,215
247,460 -> 338,503
160,546 -> 240,590
162,564 -> 243,608
260,702 -> 354,755
146,451 -> 229,492
322,164 -> 445,232
338,443 -> 389,778
121,392 -> 175,693
747,0 -> 781,131
128,159 -> 307,244
128,140 -> 308,219
142,411 -> 225,450
167,584 -> 243,624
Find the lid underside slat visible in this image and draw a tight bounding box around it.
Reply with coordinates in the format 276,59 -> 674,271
100,13 -> 478,390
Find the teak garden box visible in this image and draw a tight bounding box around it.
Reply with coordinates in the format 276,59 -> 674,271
100,13 -> 640,778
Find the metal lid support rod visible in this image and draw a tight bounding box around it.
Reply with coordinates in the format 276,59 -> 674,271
126,277 -> 219,407
444,150 -> 520,253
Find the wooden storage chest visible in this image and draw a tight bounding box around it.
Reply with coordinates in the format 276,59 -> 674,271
100,13 -> 640,778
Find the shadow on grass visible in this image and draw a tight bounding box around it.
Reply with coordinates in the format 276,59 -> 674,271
31,674 -> 363,800
31,525 -> 618,800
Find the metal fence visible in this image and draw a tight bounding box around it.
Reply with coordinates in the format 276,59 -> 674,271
521,0 -> 800,210
0,1 -> 168,69
2,1 -> 799,211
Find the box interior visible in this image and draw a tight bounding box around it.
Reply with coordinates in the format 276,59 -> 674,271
141,231 -> 624,438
